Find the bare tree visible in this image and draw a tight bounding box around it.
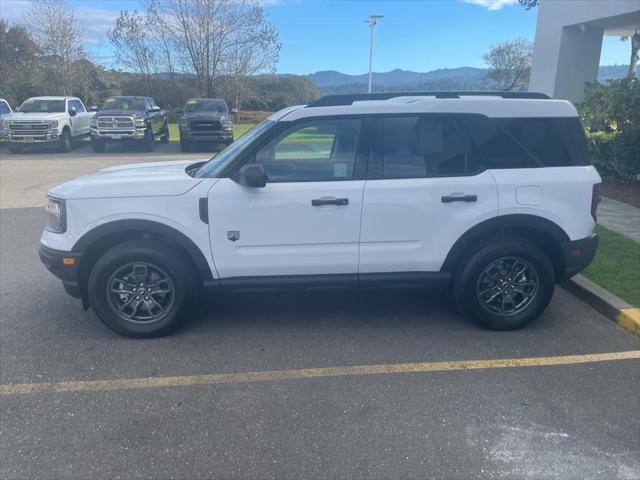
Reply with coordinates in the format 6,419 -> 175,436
483,38 -> 533,91
222,3 -> 280,110
620,30 -> 640,80
147,0 -> 280,98
25,0 -> 85,95
108,10 -> 156,92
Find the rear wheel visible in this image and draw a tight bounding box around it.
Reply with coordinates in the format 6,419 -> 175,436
59,129 -> 72,152
88,240 -> 196,337
91,138 -> 106,153
453,237 -> 555,330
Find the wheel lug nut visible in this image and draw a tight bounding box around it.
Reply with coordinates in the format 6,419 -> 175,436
136,296 -> 140,300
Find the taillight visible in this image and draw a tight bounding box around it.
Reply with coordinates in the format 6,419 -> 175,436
591,183 -> 601,222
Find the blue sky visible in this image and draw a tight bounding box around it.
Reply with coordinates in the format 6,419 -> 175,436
1,0 -> 632,74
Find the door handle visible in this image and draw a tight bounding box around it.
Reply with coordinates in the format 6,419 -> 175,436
441,194 -> 477,203
312,197 -> 349,206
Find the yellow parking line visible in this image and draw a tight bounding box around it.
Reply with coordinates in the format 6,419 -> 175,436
1,351 -> 638,396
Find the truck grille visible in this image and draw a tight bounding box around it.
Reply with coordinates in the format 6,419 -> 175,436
190,119 -> 221,131
97,116 -> 135,129
9,121 -> 50,135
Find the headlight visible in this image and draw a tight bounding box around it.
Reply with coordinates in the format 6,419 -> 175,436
50,120 -> 58,129
90,117 -> 97,127
179,119 -> 189,128
45,197 -> 66,233
4,120 -> 11,129
134,117 -> 146,127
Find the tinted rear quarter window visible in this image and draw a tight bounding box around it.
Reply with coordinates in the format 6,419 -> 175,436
464,115 -> 585,170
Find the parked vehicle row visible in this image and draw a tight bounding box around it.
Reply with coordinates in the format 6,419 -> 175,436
1,96 -> 233,154
39,91 -> 601,338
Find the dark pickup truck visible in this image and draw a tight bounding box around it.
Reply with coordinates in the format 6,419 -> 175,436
178,98 -> 234,152
90,96 -> 169,152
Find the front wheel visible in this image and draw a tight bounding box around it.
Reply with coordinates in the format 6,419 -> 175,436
59,129 -> 72,152
88,240 -> 196,337
91,138 -> 106,153
8,146 -> 22,154
453,237 -> 555,330
180,138 -> 191,152
143,128 -> 155,152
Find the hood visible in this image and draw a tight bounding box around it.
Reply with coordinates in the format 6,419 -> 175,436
95,109 -> 146,118
48,160 -> 208,200
4,112 -> 67,121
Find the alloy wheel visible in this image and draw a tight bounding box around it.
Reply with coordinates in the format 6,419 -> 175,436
476,256 -> 539,316
107,262 -> 175,323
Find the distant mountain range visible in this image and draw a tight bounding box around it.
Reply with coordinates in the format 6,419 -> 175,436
304,65 -> 638,93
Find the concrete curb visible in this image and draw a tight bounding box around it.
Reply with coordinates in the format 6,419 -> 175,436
561,274 -> 640,336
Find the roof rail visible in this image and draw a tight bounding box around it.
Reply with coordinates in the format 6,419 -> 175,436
307,91 -> 551,107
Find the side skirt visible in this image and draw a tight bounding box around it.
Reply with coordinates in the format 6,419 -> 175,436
210,272 -> 452,294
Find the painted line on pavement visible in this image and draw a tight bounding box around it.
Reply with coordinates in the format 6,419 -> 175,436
1,350 -> 638,396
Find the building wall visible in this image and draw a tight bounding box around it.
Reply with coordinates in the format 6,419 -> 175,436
529,0 -> 640,102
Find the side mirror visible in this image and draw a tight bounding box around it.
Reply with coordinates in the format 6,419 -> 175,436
68,107 -> 77,117
236,163 -> 267,188
176,109 -> 183,114
90,105 -> 98,111
151,106 -> 161,112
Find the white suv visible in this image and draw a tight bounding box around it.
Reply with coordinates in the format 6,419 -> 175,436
39,92 -> 601,337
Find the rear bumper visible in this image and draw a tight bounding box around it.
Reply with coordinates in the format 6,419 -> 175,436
39,244 -> 83,298
562,233 -> 598,279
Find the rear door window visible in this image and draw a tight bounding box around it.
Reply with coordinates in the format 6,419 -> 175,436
372,115 -> 472,179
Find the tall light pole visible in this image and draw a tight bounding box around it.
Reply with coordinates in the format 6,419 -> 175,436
365,14 -> 383,93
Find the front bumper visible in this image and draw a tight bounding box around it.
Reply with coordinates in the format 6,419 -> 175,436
39,244 -> 83,298
562,233 -> 598,279
91,128 -> 146,141
8,130 -> 59,144
180,129 -> 233,143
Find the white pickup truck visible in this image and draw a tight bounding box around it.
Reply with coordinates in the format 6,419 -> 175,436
3,96 -> 93,153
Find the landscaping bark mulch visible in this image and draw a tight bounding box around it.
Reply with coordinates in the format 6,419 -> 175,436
600,182 -> 640,209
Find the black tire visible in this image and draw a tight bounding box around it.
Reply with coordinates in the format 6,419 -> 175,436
91,139 -> 106,153
143,128 -> 155,152
453,237 -> 555,330
59,129 -> 72,152
88,240 -> 196,338
160,127 -> 169,144
180,138 -> 191,152
8,146 -> 22,154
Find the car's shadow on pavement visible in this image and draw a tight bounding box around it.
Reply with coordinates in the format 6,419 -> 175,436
186,289 -> 469,333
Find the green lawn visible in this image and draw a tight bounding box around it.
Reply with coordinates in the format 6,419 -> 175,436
582,225 -> 640,306
168,123 -> 254,142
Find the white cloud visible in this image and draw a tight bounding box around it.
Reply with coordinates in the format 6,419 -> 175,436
462,0 -> 519,11
1,1 -> 118,45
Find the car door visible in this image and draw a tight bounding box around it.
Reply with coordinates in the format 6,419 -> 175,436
147,98 -> 162,135
70,99 -> 90,135
359,114 -> 499,274
208,117 -> 369,280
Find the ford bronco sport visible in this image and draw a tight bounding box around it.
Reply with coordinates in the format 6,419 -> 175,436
39,92 -> 601,337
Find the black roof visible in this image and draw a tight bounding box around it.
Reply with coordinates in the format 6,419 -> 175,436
307,91 -> 551,108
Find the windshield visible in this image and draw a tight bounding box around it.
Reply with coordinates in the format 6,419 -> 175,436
100,98 -> 145,111
185,100 -> 227,113
195,119 -> 276,178
19,99 -> 65,113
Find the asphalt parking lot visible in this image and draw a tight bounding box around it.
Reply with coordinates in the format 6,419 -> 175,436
1,144 -> 639,479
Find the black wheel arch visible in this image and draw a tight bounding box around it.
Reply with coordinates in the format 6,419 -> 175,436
73,220 -> 214,305
441,214 -> 570,281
